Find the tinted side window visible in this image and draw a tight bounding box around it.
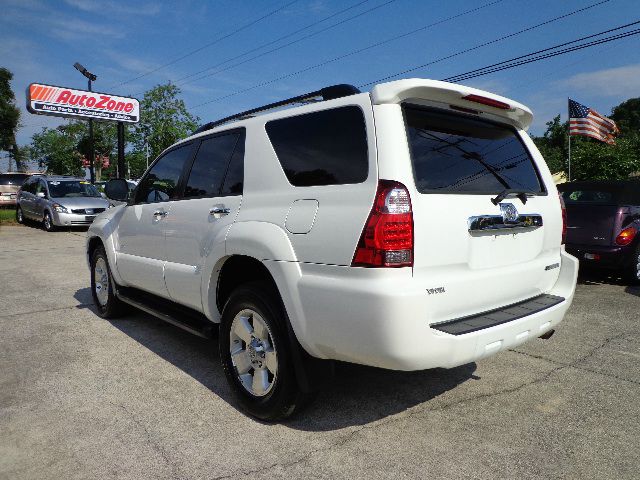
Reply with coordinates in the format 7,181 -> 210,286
21,179 -> 33,193
136,144 -> 193,204
184,134 -> 239,198
266,106 -> 368,187
221,134 -> 245,195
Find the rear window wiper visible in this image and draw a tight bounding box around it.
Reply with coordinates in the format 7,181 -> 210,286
491,189 -> 537,205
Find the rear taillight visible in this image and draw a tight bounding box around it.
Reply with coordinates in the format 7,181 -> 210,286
462,94 -> 510,110
615,226 -> 637,246
559,192 -> 567,245
352,180 -> 413,268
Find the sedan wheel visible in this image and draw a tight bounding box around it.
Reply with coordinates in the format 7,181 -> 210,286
43,212 -> 54,231
16,206 -> 24,224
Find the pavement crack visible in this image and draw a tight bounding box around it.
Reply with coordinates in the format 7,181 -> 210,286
509,333 -> 640,386
211,333 -> 634,479
110,402 -> 182,480
0,303 -> 93,319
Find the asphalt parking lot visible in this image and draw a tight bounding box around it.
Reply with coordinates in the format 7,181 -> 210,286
1,223 -> 638,479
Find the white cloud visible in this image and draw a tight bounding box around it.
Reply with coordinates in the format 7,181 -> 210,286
63,0 -> 161,16
561,64 -> 640,97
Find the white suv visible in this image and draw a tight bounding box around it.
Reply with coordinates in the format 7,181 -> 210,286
89,79 -> 578,420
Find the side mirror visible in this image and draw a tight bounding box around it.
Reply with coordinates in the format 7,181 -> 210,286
105,179 -> 130,202
36,192 -> 46,198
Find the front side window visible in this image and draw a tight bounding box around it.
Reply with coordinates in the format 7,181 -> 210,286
46,180 -> 100,198
136,143 -> 194,204
405,106 -> 544,194
184,133 -> 239,199
266,106 -> 368,187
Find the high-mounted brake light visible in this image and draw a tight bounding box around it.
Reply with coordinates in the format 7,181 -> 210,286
462,94 -> 510,110
615,226 -> 637,246
352,180 -> 413,268
559,193 -> 567,245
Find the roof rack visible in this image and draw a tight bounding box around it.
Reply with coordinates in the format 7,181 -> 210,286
193,84 -> 361,134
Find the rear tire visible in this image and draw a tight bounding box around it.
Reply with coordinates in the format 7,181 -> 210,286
219,281 -> 310,421
43,211 -> 55,232
16,206 -> 24,224
90,245 -> 125,318
625,244 -> 640,285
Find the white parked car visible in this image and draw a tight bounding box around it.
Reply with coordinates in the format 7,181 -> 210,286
88,79 -> 578,420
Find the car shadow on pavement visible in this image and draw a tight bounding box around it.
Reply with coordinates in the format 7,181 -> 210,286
576,268 -> 640,297
75,289 -> 477,429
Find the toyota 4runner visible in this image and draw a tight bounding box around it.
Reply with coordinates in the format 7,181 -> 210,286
89,79 -> 578,420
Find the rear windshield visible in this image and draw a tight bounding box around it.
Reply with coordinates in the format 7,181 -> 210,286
48,180 -> 100,198
404,106 -> 544,194
560,188 -> 618,205
0,174 -> 28,186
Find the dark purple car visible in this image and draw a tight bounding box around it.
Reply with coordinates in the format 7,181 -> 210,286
558,180 -> 640,283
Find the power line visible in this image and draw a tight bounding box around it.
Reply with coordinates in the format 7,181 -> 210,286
172,0 -> 373,86
359,0 -> 611,87
177,0 -> 398,89
190,0 -> 509,110
110,0 -> 301,89
444,21 -> 640,83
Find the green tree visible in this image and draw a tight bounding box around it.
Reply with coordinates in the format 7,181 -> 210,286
131,83 -> 199,161
31,120 -> 122,179
31,123 -> 84,176
533,115 -> 567,175
533,98 -> 640,181
0,67 -> 23,171
611,98 -> 640,137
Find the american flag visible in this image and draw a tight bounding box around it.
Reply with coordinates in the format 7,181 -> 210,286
569,99 -> 619,145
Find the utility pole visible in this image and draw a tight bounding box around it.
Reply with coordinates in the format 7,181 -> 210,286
73,62 -> 97,183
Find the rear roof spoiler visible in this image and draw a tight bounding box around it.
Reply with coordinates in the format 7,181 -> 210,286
371,79 -> 533,130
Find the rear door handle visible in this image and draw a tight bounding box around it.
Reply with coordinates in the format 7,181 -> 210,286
209,205 -> 231,216
153,209 -> 168,218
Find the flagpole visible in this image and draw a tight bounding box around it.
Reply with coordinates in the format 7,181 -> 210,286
567,97 -> 571,182
568,132 -> 571,182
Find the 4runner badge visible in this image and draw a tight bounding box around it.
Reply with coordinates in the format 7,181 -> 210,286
426,287 -> 445,295
499,203 -> 519,223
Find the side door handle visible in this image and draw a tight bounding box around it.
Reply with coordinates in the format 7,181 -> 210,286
153,209 -> 168,218
209,205 -> 231,216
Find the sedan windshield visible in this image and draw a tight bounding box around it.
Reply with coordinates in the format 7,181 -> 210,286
48,180 -> 100,198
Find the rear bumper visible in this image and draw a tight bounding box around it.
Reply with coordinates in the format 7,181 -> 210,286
286,250 -> 578,371
565,243 -> 632,269
0,195 -> 17,206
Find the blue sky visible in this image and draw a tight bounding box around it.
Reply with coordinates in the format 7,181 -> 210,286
1,0 -> 639,170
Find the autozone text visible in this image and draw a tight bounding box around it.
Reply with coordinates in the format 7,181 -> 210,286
55,91 -> 135,113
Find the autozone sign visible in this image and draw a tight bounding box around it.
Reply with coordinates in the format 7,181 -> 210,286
27,83 -> 140,123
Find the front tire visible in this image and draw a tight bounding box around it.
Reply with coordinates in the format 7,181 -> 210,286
16,206 -> 24,224
219,282 -> 309,421
43,211 -> 55,232
90,245 -> 125,318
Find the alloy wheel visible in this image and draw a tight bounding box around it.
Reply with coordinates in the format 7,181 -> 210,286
94,257 -> 110,307
229,309 -> 278,397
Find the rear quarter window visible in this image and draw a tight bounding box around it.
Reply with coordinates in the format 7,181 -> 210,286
265,106 -> 368,187
404,105 -> 544,194
561,189 -> 617,205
